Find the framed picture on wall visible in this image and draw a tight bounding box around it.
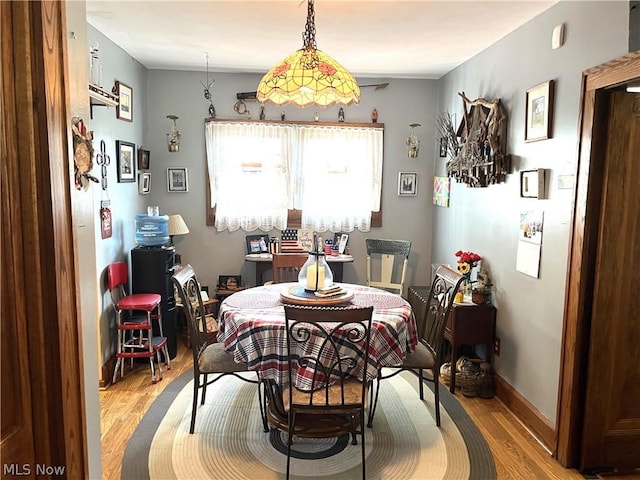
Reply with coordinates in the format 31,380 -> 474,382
167,167 -> 188,192
116,140 -> 135,183
398,172 -> 417,196
525,80 -> 555,142
137,148 -> 150,170
138,172 -> 151,194
115,80 -> 133,122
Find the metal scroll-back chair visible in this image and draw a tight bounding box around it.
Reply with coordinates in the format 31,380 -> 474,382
171,264 -> 267,434
108,261 -> 171,384
365,238 -> 411,295
367,265 -> 464,428
280,305 -> 374,480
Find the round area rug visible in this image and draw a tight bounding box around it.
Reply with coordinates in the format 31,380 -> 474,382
122,370 -> 496,480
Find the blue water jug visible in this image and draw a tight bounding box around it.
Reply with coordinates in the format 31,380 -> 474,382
134,214 -> 169,246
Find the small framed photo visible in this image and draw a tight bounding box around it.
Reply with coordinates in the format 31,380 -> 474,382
167,167 -> 188,192
520,169 -> 546,199
439,137 -> 447,157
116,140 -> 135,183
398,172 -> 418,196
137,148 -> 150,170
337,233 -> 349,254
525,80 -> 555,142
245,234 -> 269,254
138,172 -> 151,194
115,80 -> 133,122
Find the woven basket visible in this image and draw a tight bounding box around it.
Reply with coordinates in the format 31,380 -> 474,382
440,362 -> 481,390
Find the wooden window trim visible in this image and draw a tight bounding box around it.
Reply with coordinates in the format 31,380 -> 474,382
204,119 -> 383,228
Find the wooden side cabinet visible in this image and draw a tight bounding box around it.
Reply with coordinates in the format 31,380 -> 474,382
444,303 -> 496,393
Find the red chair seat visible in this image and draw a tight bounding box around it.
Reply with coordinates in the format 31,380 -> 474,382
117,293 -> 161,311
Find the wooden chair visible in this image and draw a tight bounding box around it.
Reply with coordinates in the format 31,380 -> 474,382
172,264 -> 267,434
365,238 -> 411,295
280,305 -> 374,480
272,253 -> 307,283
108,261 -> 171,384
367,265 -> 463,427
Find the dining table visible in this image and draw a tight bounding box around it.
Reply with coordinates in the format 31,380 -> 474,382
217,282 -> 418,390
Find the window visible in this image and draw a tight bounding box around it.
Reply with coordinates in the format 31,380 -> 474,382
205,120 -> 383,232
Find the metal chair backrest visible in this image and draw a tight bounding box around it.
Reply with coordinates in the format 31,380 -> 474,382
422,265 -> 465,358
272,253 -> 307,283
365,238 -> 411,295
172,264 -> 209,358
283,305 -> 374,408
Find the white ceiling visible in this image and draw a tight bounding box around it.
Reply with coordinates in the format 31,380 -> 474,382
86,0 -> 557,79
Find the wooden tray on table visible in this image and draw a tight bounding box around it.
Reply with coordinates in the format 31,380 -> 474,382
280,285 -> 354,306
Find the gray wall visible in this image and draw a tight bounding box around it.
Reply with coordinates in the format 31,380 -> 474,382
87,25 -> 149,366
144,71 -> 439,293
433,1 -> 629,423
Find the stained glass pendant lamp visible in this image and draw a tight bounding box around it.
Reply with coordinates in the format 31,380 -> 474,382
256,0 -> 360,108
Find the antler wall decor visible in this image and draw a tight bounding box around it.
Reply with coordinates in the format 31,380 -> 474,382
443,92 -> 511,188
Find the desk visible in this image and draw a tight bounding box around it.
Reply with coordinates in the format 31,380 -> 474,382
244,253 -> 354,286
218,282 -> 417,389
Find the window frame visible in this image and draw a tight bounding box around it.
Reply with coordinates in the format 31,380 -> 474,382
204,118 -> 383,229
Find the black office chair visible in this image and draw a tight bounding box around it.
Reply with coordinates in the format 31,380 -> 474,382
367,265 -> 464,427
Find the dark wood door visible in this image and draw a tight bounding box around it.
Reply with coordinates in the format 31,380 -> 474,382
580,90 -> 640,470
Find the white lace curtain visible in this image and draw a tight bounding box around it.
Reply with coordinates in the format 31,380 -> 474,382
205,121 -> 383,232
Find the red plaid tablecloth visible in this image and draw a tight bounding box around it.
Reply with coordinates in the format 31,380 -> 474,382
217,283 -> 418,389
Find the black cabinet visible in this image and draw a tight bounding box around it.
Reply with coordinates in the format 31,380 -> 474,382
131,245 -> 177,359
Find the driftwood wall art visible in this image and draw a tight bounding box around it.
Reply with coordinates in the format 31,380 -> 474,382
440,92 -> 511,188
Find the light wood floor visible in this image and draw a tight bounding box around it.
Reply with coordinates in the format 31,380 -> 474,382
100,342 -> 639,479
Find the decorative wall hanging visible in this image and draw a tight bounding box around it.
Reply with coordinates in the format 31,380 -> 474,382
115,81 -> 133,122
398,172 -> 417,196
444,92 -> 511,188
525,80 -> 555,142
406,123 -> 421,158
201,53 -> 216,118
96,140 -> 110,191
100,200 -> 112,239
71,117 -> 98,190
116,140 -> 136,183
166,115 -> 182,152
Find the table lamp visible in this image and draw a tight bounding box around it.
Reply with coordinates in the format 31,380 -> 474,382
168,214 -> 189,246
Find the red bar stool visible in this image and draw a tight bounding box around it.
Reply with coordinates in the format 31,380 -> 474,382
108,261 -> 171,384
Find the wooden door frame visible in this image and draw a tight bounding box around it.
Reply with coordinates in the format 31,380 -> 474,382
555,51 -> 640,467
1,0 -> 88,475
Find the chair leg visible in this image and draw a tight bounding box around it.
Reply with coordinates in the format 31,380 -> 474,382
367,377 -> 381,428
201,373 -> 208,405
190,370 -> 199,434
257,377 -> 268,433
419,368 -> 424,400
286,412 -> 295,480
360,411 -> 366,480
434,368 -> 441,427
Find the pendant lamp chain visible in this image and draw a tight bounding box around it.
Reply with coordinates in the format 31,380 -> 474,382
301,0 -> 318,68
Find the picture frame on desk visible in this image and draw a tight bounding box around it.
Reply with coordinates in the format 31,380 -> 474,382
218,275 -> 242,290
245,234 -> 269,254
